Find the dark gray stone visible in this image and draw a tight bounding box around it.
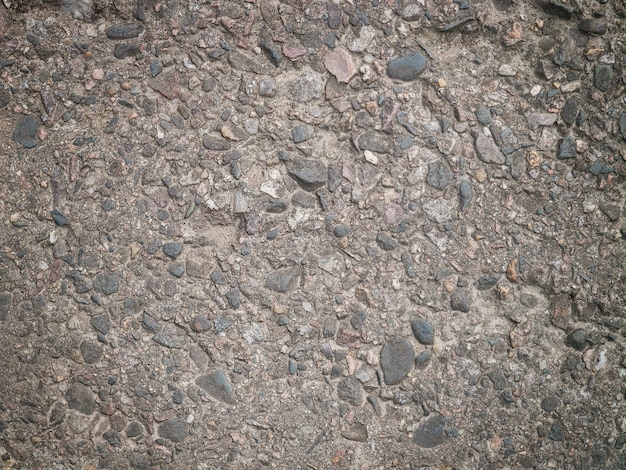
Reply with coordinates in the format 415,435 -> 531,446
226,289 -> 240,309
561,99 -> 578,126
202,135 -> 231,151
426,161 -> 453,190
619,112 -> 626,141
287,158 -> 328,191
337,376 -> 363,406
66,384 -> 96,415
93,273 -> 121,295
333,225 -> 351,238
358,133 -> 393,153
594,65 -> 612,92
51,209 -> 70,226
412,414 -> 448,448
153,325 -> 187,349
91,315 -> 111,334
126,421 -> 144,438
196,371 -> 235,403
265,267 -> 301,293
579,18 -> 607,35
474,274 -> 501,291
162,242 -> 183,259
557,135 -> 576,160
411,319 -> 434,345
380,338 -> 415,385
106,23 -> 144,40
158,419 -> 188,443
387,52 -> 427,81
600,204 -> 620,222
459,181 -> 472,211
168,264 -> 184,278
548,420 -> 564,442
415,350 -> 432,369
541,396 -> 560,412
190,315 -> 211,332
565,328 -> 588,351
350,310 -> 368,330
0,292 -> 13,321
291,125 -> 311,143
12,115 -> 39,148
489,368 -> 507,390
541,1 -> 574,19
103,430 -> 122,447
142,312 -> 161,332
475,107 -> 492,125
450,288 -> 472,312
113,43 -> 140,59
474,133 -> 505,164
376,232 -> 397,251
80,341 -> 103,364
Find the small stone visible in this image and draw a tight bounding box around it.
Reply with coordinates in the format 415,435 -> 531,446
221,122 -> 249,141
153,324 -> 187,349
258,78 -> 277,97
498,64 -> 516,76
196,371 -> 234,403
203,135 -> 231,151
12,115 -> 39,148
287,73 -> 323,103
0,292 -> 13,321
459,181 -> 472,211
541,1 -> 574,19
190,315 -> 211,332
158,419 -> 187,443
506,259 -> 519,283
557,135 -> 576,160
415,350 -> 432,369
376,232 -> 397,251
283,42 -> 307,59
162,242 -> 183,259
541,396 -> 560,412
106,23 -> 144,40
384,203 -> 404,226
125,421 -> 144,438
560,99 -> 578,126
450,288 -> 472,312
324,47 -> 356,83
593,65 -> 612,92
412,414 -> 448,448
358,133 -> 393,153
551,294 -> 571,330
341,423 -> 368,442
149,60 -> 163,77
327,3 -> 342,29
90,315 -> 111,334
93,273 -> 121,295
287,158 -> 327,191
579,18 -> 607,35
599,204 -> 620,222
51,209 -> 70,226
265,267 -> 301,293
226,289 -> 240,309
387,52 -> 427,81
337,376 -> 363,406
380,338 -> 415,385
291,125 -> 311,143
474,133 -> 505,164
474,274 -> 501,291
149,69 -> 180,100
80,341 -> 103,364
527,113 -> 557,129
565,328 -> 588,351
411,319 -> 434,345
333,225 -> 351,238
619,112 -> 626,141
113,43 -> 140,59
426,160 -> 453,190
475,107 -> 492,125
168,264 -> 185,278
66,384 -> 96,415
401,4 -> 423,21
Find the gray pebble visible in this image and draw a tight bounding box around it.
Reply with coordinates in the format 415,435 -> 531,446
541,396 -> 560,412
560,99 -> 578,126
106,23 -> 144,40
226,289 -> 240,309
415,350 -> 432,369
287,158 -> 328,192
158,419 -> 188,443
93,273 -> 121,295
333,225 -> 351,238
475,107 -> 492,125
412,414 -> 448,448
80,341 -> 102,364
125,421 -> 144,438
474,274 -> 501,291
162,242 -> 183,259
450,288 -> 472,312
411,318 -> 434,345
594,65 -> 612,92
196,371 -> 234,403
579,18 -> 607,35
291,125 -> 311,143
376,232 -> 397,251
90,315 -> 111,335
113,43 -> 140,59
387,52 -> 427,81
190,315 -> 211,332
358,132 -> 393,154
565,328 -> 587,351
202,135 -> 231,151
12,115 -> 39,148
380,338 -> 415,385
66,383 -> 96,415
265,267 -> 301,293
557,135 -> 576,160
168,264 -> 185,278
426,160 -> 453,190
459,181 -> 472,211
337,376 -> 363,406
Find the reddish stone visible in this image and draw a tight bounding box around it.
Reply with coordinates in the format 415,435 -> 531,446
149,69 -> 180,100
324,47 -> 356,83
282,43 -> 307,59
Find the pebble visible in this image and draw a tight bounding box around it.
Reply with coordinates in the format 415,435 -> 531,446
619,112 -> 626,141
51,209 -> 71,226
162,242 -> 183,259
190,315 -> 211,332
149,69 -> 180,100
411,319 -> 434,345
288,73 -> 323,103
401,4 -> 423,21
12,115 -> 39,148
412,414 -> 448,448
282,43 -> 307,59
337,376 -> 363,406
93,273 -> 121,295
450,288 -> 472,312
125,422 -> 143,438
593,65 -> 612,92
80,341 -> 102,364
149,60 -> 163,77
415,350 -> 432,369
333,225 -> 351,238
565,328 -> 588,351
475,107 -> 492,125
113,43 -> 140,59
560,99 -> 578,126
326,3 -> 342,29
474,133 -> 505,164
380,338 -> 415,385
497,64 -> 516,76
526,113 -> 557,129
579,18 -> 607,35
168,264 -> 185,278
541,1 -> 574,19
221,122 -> 249,141
106,23 -> 144,40
265,267 -> 302,293
387,52 -> 427,81
358,133 -> 393,153
196,371 -> 235,404
291,125 -> 311,144
324,47 -> 356,83
376,232 -> 397,251
557,135 -> 576,160
459,181 -> 472,211
203,135 -> 231,151
474,274 -> 501,291
287,158 -> 328,191
541,396 -> 560,412
158,419 -> 188,443
258,78 -> 277,97
90,315 -> 111,335
226,289 -> 240,309
66,383 -> 96,415
426,160 -> 453,190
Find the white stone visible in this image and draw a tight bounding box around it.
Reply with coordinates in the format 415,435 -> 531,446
498,64 -> 516,76
364,150 -> 378,165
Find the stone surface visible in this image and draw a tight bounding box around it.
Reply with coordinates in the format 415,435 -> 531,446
593,65 -> 612,92
196,371 -> 235,403
561,99 -> 578,126
162,242 -> 183,259
106,23 -> 144,39
0,292 -> 12,321
337,376 -> 363,406
579,18 -> 607,35
387,52 -> 427,81
380,338 -> 415,385
149,69 -> 180,100
358,133 -> 393,153
93,273 -> 121,295
450,288 -> 473,312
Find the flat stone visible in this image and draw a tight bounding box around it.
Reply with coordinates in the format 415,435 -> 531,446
594,65 -> 612,92
459,181 -> 472,211
380,338 -> 415,385
203,135 -> 231,151
80,341 -> 103,364
333,225 -> 351,238
149,69 -> 180,100
415,350 -> 432,369
106,23 -> 144,40
475,107 -> 492,125
618,112 -> 626,141
579,18 -> 607,35
557,135 -> 576,160
226,289 -> 240,309
66,384 -> 96,415
283,42 -> 307,59
51,209 -> 70,226
358,133 -> 393,153
125,421 -> 144,438
162,242 -> 183,259
90,315 -> 111,334
413,414 -> 448,448
376,232 -> 397,251
599,204 -> 620,222
93,273 -> 121,295
153,324 -> 187,349
337,376 -> 363,406
142,312 -> 161,333
450,288 -> 472,312
561,99 -> 578,126
474,133 -> 505,164
474,274 -> 501,291
498,64 -> 516,76
291,125 -> 311,143
113,43 -> 140,59
158,419 -> 188,443
411,319 -> 434,345
265,267 -> 301,293
12,115 -> 39,148
541,396 -> 560,412
221,122 -> 249,141
341,423 -> 368,442
541,1 -> 574,19
287,158 -> 327,191
0,292 -> 13,321
190,315 -> 211,332
527,113 -> 557,129
565,328 -> 587,351
387,52 -> 427,81
196,371 -> 235,403
426,160 -> 453,190
324,47 -> 356,83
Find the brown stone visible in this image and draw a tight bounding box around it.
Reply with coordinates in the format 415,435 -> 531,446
551,294 -> 571,330
149,69 -> 180,100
